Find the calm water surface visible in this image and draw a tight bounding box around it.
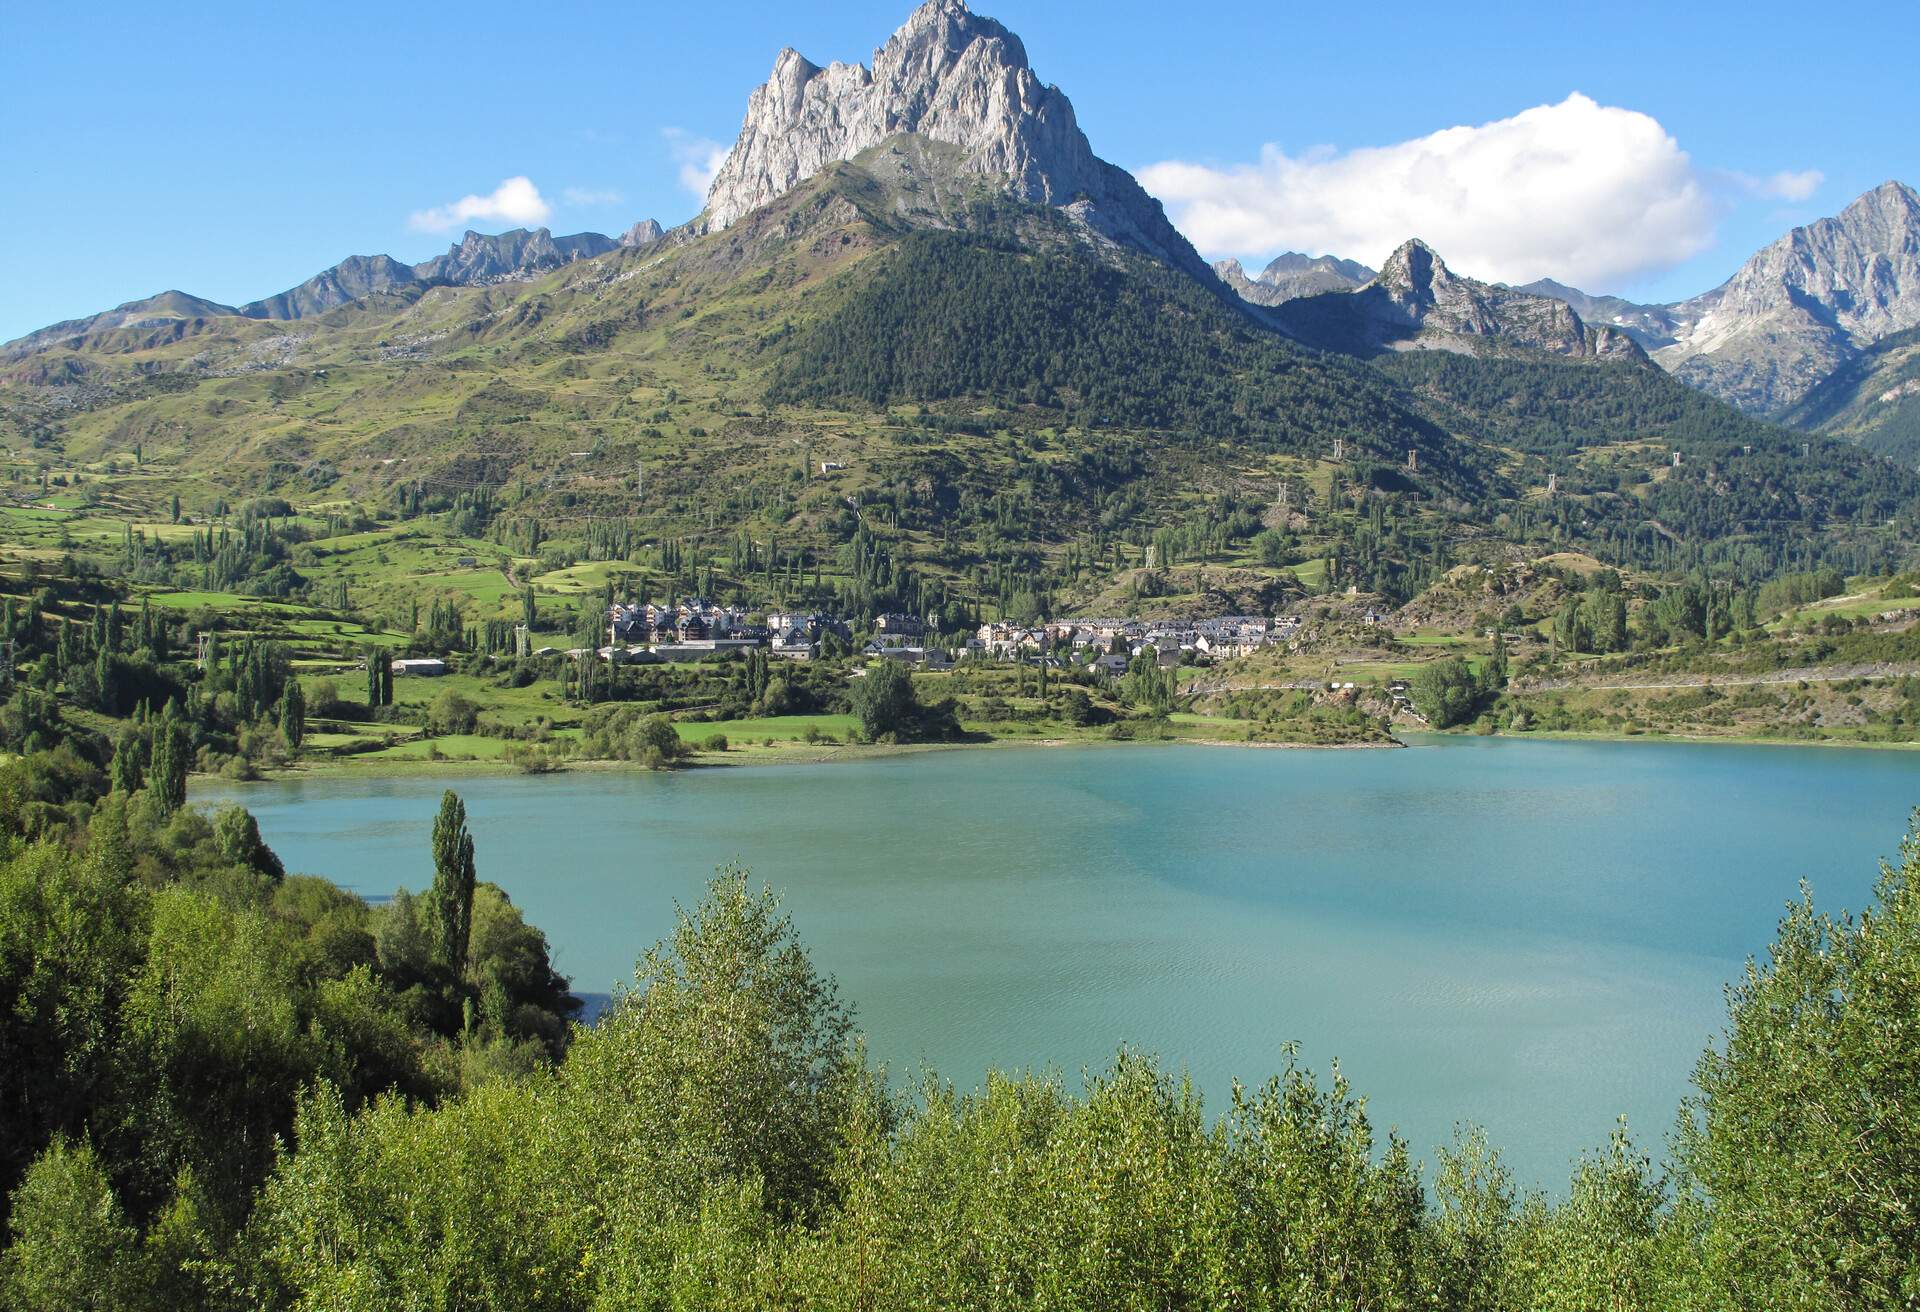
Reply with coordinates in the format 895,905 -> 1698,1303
201,737 -> 1920,1190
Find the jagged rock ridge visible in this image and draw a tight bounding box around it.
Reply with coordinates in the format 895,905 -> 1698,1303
1276,240 -> 1646,362
1654,180 -> 1920,415
699,0 -> 1207,276
412,228 -> 619,287
1215,252 -> 1375,307
1509,278 -> 1679,350
1521,181 -> 1920,416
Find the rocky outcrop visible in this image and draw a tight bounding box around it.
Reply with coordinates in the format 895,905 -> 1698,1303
1216,252 -> 1375,306
620,219 -> 665,248
242,255 -> 421,320
1511,278 -> 1679,350
1651,181 -> 1920,415
1278,240 -> 1646,361
700,0 -> 1207,275
412,228 -> 619,287
1785,324 -> 1920,460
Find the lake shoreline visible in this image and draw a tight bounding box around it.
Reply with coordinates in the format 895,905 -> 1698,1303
194,718 -> 1920,791
197,724 -> 1405,786
1425,727 -> 1920,753
191,718 -> 1920,791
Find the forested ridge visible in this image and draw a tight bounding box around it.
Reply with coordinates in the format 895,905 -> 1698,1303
2,737 -> 1917,1308
768,219 -> 1465,481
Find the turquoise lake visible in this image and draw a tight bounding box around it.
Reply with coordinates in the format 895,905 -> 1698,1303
200,737 -> 1920,1191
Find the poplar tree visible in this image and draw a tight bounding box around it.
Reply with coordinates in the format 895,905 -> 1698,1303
280,681 -> 305,748
149,707 -> 189,815
426,790 -> 478,980
109,731 -> 144,795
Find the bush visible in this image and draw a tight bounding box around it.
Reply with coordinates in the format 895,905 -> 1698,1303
629,716 -> 685,769
427,690 -> 479,736
503,743 -> 565,775
702,734 -> 729,753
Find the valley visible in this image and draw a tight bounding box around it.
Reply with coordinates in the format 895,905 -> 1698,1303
3,1 -> 1920,1306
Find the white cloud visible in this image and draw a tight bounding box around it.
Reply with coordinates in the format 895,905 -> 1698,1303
408,176 -> 552,234
562,186 -> 625,207
663,127 -> 729,199
1140,94 -> 1729,290
1733,168 -> 1824,202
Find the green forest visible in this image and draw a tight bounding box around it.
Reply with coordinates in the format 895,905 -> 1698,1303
2,737 -> 1916,1310
768,217 -> 1457,475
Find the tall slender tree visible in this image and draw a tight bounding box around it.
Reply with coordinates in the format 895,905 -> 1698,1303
279,681 -> 305,748
426,790 -> 478,981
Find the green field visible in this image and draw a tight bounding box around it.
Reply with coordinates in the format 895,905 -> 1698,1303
671,713 -> 860,744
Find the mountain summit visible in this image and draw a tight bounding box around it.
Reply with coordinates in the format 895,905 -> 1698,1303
1654,180 -> 1920,414
700,0 -> 1203,273
1214,252 -> 1375,306
1275,239 -> 1645,361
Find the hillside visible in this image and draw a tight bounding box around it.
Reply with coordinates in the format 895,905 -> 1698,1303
1,0 -> 1916,637
3,141 -> 1916,628
1786,324 -> 1920,463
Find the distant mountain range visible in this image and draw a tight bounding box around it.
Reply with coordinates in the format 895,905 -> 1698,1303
1274,241 -> 1646,363
8,0 -> 1917,465
1213,253 -> 1376,306
1204,181 -> 1920,453
2,220 -> 667,360
1517,182 -> 1920,423
2,0 -> 1915,593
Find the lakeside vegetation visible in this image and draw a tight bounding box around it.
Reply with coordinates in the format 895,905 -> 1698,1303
2,740 -> 1916,1308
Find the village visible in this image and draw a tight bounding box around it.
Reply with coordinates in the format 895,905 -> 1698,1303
376,600 -> 1325,679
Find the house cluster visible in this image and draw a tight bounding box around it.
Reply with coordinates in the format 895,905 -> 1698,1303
855,613 -> 958,668
608,600 -> 757,646
577,601 -> 1303,671
768,611 -> 854,661
595,599 -> 764,662
973,615 -> 1302,671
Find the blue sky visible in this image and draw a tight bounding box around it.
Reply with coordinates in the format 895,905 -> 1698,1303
3,0 -> 1916,342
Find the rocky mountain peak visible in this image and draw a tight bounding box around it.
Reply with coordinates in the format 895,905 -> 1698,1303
702,0 -> 1089,231
620,219 -> 665,248
1261,251 -> 1375,285
1839,178 -> 1920,230
1279,238 -> 1645,362
698,1 -> 1205,274
1657,178 -> 1920,414
240,254 -> 420,321
1216,251 -> 1374,307
1374,239 -> 1449,299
